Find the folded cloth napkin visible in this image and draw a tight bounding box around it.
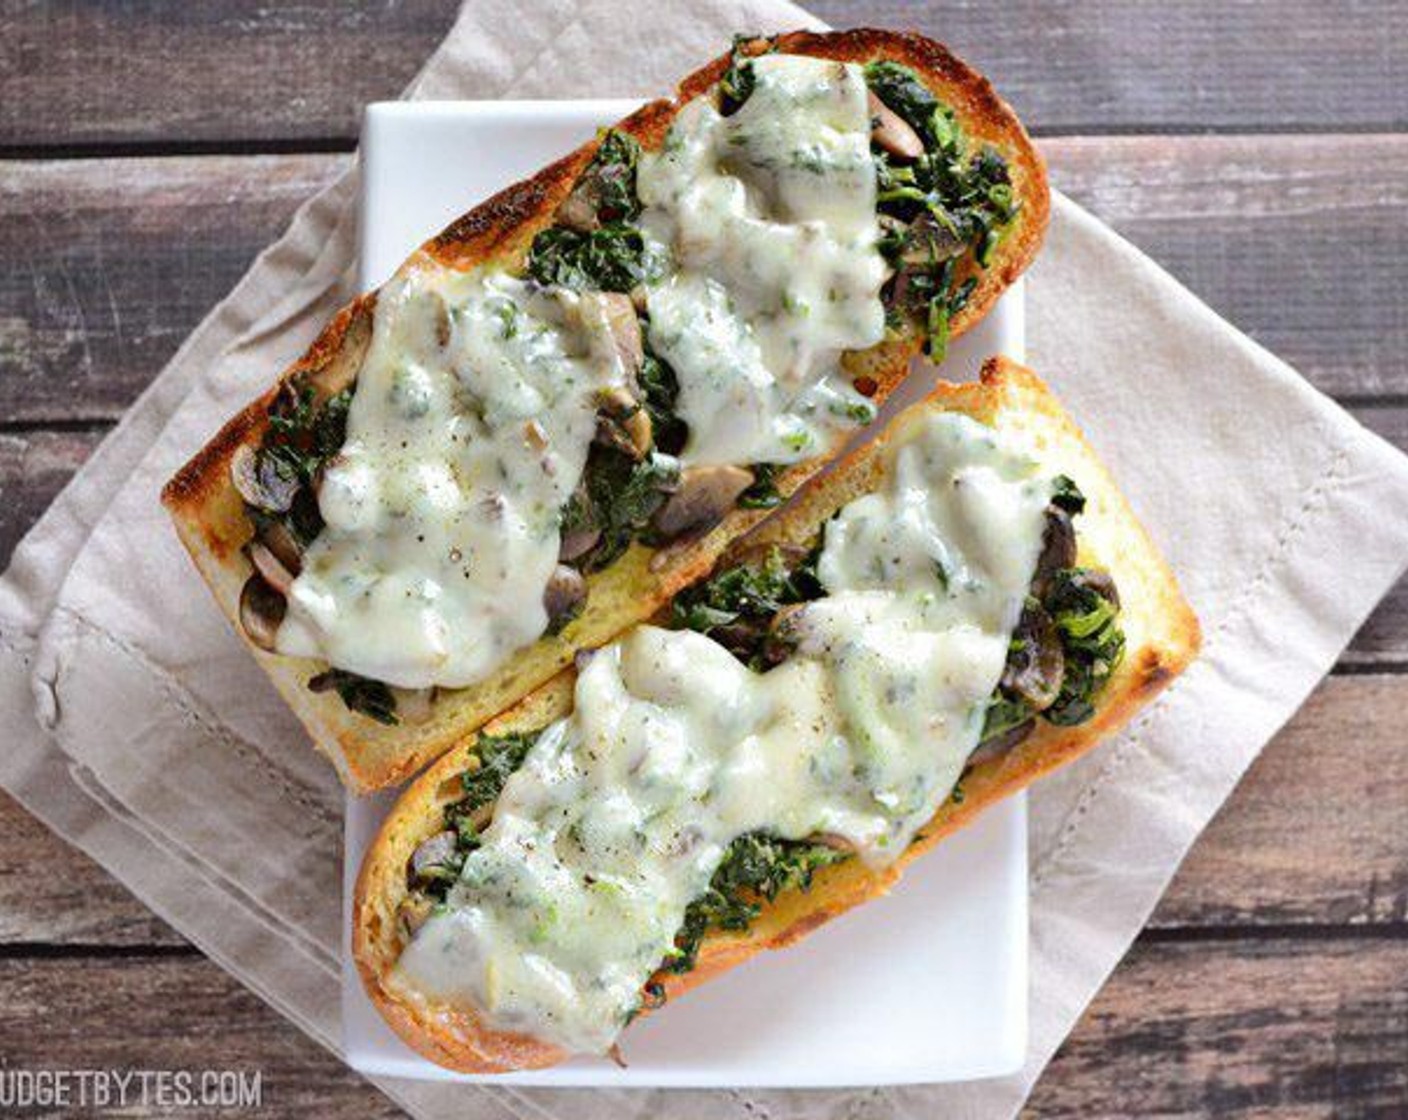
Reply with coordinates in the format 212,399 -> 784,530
3,1 -> 1407,1117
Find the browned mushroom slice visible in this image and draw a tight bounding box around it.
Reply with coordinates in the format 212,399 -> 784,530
239,574 -> 286,651
409,830 -> 459,882
393,687 -> 436,726
397,895 -> 435,943
651,465 -> 754,540
1073,568 -> 1121,611
595,386 -> 652,460
559,525 -> 602,564
246,539 -> 296,596
257,519 -> 304,575
813,832 -> 858,853
1001,602 -> 1065,710
900,212 -> 966,266
1034,507 -> 1077,588
544,564 -> 588,631
868,91 -> 924,160
967,718 -> 1035,768
581,292 -> 645,378
555,184 -> 600,232
231,445 -> 299,514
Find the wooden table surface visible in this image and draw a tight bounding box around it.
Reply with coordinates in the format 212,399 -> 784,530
1,3 -> 1405,1116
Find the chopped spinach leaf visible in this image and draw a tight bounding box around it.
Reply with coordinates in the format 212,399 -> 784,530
666,832 -> 847,976
1050,474 -> 1087,515
562,448 -> 681,572
719,35 -> 772,115
737,462 -> 783,509
585,129 -> 644,223
638,346 -> 688,456
865,60 -> 1020,361
526,224 -> 659,293
672,544 -> 823,669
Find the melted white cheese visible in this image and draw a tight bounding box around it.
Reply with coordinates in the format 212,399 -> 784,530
275,266 -> 629,688
392,412 -> 1053,1054
638,54 -> 887,465
279,54 -> 887,690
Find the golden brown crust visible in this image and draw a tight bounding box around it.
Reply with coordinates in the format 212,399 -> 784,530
352,358 -> 1201,1072
162,29 -> 1049,792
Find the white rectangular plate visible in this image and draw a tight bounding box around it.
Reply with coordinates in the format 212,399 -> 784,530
342,99 -> 1028,1088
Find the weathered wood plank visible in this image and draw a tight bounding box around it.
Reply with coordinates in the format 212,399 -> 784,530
1,676 -> 1402,949
0,428 -> 104,565
0,955 -> 402,1118
0,0 -> 457,149
1047,135 -> 1408,402
1342,407 -> 1408,669
1,136 -> 1404,427
1151,675 -> 1408,930
1026,936 -> 1408,1117
0,939 -> 1400,1118
0,154 -> 346,424
0,792 -> 181,947
1,2 -> 1403,147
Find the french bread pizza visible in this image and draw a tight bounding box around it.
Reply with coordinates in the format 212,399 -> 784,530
354,357 -> 1200,1071
161,30 -> 1048,792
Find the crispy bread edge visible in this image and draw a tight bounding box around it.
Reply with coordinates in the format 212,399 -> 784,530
161,28 -> 1049,792
351,357 -> 1201,1071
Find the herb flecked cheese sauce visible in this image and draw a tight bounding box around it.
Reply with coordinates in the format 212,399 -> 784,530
274,54 -> 887,690
391,412 -> 1053,1054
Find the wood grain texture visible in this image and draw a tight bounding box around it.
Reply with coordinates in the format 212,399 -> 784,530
812,1 -> 1408,133
0,1 -> 457,149
1150,676 -> 1408,930
0,955 -> 399,1118
0,793 -> 181,947
1,136 -> 1403,427
0,154 -> 345,424
1026,936 -> 1408,1117
0,428 -> 102,563
2,2 -> 1405,147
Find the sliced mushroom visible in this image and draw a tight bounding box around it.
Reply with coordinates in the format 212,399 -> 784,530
258,519 -> 304,575
392,687 -> 435,726
1001,602 -> 1065,710
231,444 -> 298,514
868,91 -> 924,160
304,351 -> 359,401
968,718 -> 1035,768
396,895 -> 434,943
651,465 -> 754,540
544,564 -> 588,630
900,211 -> 967,266
559,525 -> 602,564
813,832 -> 858,853
1034,507 -> 1077,589
409,830 -> 459,881
581,292 -> 645,378
246,539 -> 296,596
239,574 -> 286,652
555,184 -> 600,232
595,386 -> 652,459
1073,568 -> 1120,610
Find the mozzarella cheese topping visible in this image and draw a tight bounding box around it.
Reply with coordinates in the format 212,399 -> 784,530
392,411 -> 1053,1054
639,54 -> 887,465
275,54 -> 888,690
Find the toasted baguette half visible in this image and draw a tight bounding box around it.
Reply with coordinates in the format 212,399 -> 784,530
353,357 -> 1201,1072
162,29 -> 1049,792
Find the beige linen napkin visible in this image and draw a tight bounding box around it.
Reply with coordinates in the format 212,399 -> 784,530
2,2 -> 1407,1117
